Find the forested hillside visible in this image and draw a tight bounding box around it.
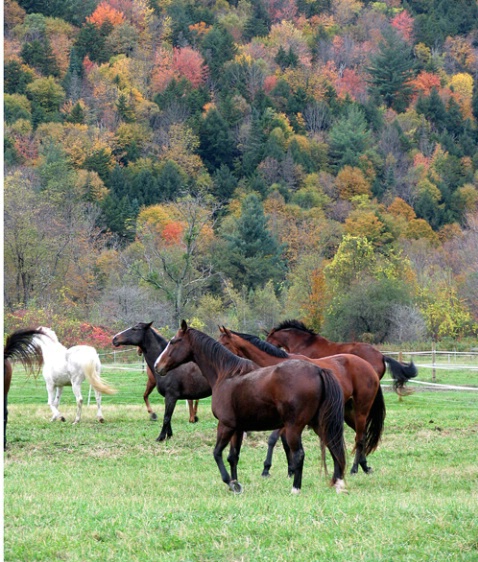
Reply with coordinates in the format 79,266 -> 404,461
4,0 -> 478,347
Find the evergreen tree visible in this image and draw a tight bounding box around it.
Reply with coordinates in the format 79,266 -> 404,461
328,105 -> 372,169
200,26 -> 237,80
367,27 -> 416,113
4,60 -> 34,95
212,165 -> 238,202
216,193 -> 286,291
21,39 -> 60,77
198,109 -> 237,173
243,0 -> 271,41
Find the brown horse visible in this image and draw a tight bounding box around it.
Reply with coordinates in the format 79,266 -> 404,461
154,320 -> 347,495
219,327 -> 385,476
4,328 -> 44,449
266,319 -> 417,392
112,322 -> 211,441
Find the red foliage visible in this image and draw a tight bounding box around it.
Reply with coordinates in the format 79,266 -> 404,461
264,75 -> 278,93
335,68 -> 366,101
391,10 -> 414,43
410,71 -> 442,101
172,47 -> 207,88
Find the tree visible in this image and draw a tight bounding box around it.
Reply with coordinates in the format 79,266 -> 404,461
328,105 -> 372,169
367,27 -> 416,113
132,195 -> 218,326
215,193 -> 286,292
198,108 -> 237,173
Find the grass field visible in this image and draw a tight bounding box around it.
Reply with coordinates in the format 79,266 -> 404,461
4,365 -> 478,562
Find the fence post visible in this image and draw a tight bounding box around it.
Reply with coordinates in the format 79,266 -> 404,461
432,342 -> 436,382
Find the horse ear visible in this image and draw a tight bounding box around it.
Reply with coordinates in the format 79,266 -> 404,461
222,326 -> 231,336
181,319 -> 188,332
147,321 -> 153,327
218,325 -> 224,333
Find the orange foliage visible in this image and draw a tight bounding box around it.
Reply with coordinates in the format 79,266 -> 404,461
410,71 -> 441,100
161,221 -> 184,245
189,21 -> 212,38
86,1 -> 125,26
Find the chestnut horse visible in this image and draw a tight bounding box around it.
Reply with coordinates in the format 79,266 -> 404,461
219,327 -> 385,476
112,322 -> 211,442
154,321 -> 347,495
266,319 -> 417,392
4,328 -> 44,449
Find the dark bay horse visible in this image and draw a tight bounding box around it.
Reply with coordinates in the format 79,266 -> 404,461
4,328 -> 44,449
112,322 -> 211,441
266,319 -> 417,392
154,320 -> 347,495
218,327 -> 385,476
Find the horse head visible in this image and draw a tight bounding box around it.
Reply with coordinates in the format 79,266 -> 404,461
37,326 -> 59,344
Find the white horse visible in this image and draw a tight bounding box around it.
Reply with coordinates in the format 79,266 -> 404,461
34,327 -> 117,424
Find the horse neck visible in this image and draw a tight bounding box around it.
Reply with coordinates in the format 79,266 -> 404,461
234,338 -> 284,367
141,329 -> 168,371
37,336 -> 67,360
189,331 -> 255,388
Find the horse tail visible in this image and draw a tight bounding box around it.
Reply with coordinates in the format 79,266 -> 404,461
384,355 -> 417,392
316,368 -> 346,479
83,360 -> 117,395
363,385 -> 386,456
4,329 -> 44,375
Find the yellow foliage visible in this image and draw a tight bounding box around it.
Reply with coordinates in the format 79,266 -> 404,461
388,197 -> 416,220
405,219 -> 439,245
336,166 -> 371,200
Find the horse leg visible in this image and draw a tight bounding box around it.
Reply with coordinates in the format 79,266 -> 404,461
346,400 -> 373,475
71,382 -> 83,424
227,430 -> 244,493
262,429 -> 281,477
284,427 -> 305,494
156,395 -> 176,441
47,384 -> 65,422
187,399 -> 199,423
93,389 -> 105,423
144,376 -> 157,421
213,422 -> 241,493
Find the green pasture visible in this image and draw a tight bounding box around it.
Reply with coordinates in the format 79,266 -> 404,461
4,365 -> 478,562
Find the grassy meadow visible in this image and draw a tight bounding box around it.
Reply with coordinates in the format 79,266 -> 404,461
3,363 -> 478,562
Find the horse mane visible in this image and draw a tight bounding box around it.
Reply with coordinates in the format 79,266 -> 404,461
148,325 -> 169,347
189,328 -> 256,376
231,330 -> 290,359
270,319 -> 316,336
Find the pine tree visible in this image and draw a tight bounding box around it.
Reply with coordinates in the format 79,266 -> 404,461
217,194 -> 286,291
366,27 -> 416,113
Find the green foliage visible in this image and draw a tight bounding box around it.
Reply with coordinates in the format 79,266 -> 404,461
4,94 -> 32,124
21,38 -> 60,77
328,106 -> 372,169
198,109 -> 237,172
26,76 -> 65,126
4,60 -> 35,95
324,278 -> 412,342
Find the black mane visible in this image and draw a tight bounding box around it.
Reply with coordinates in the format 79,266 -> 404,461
270,319 -> 316,336
189,328 -> 256,376
231,331 -> 290,359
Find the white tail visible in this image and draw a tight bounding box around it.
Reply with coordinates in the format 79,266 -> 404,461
83,361 -> 117,395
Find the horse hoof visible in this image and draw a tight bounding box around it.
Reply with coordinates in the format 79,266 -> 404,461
194,416 -> 199,423
350,467 -> 358,475
363,466 -> 373,474
334,479 -> 348,494
60,417 -> 66,422
228,480 -> 243,494
291,487 -> 301,495
156,435 -> 167,442
150,413 -> 158,421
97,418 -> 105,423
261,471 -> 271,478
